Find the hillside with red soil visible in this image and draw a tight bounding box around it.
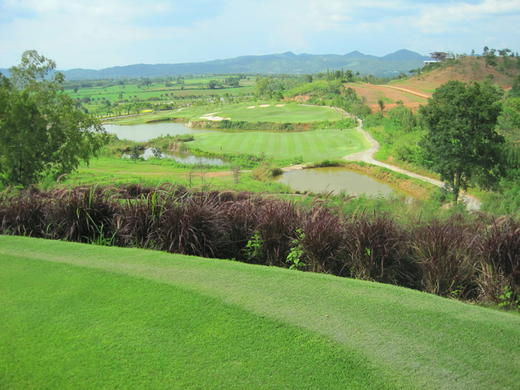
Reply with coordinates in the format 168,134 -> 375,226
346,56 -> 519,112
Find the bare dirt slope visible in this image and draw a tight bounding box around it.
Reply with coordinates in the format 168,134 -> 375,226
347,57 -> 519,112
392,56 -> 519,94
345,83 -> 428,112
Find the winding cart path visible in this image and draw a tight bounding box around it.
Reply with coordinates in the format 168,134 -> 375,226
344,119 -> 481,210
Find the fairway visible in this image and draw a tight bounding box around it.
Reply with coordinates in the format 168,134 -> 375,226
1,236 -> 519,389
211,102 -> 344,122
190,128 -> 368,162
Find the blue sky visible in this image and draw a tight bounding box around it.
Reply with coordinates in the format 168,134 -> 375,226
1,0 -> 519,69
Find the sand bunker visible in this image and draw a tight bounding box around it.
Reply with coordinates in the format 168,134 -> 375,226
259,104 -> 270,108
275,104 -> 285,107
200,112 -> 230,121
247,106 -> 256,109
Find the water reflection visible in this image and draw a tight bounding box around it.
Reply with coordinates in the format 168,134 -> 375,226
104,122 -> 207,142
123,148 -> 225,166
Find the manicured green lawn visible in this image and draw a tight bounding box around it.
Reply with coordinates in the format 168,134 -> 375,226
1,236 -> 519,389
189,128 -> 368,163
214,103 -> 344,122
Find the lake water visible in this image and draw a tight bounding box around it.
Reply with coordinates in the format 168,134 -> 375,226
140,148 -> 225,166
108,123 -> 224,165
278,167 -> 395,197
104,122 -> 206,142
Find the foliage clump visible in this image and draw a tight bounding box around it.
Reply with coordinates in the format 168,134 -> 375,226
420,81 -> 504,201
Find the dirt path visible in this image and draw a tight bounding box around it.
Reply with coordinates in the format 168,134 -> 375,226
376,85 -> 431,99
343,119 -> 481,210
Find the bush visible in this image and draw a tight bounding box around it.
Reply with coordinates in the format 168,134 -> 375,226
411,216 -> 478,297
0,191 -> 46,237
45,187 -> 117,243
341,214 -> 417,287
255,200 -> 301,266
477,217 -> 520,305
301,207 -> 344,273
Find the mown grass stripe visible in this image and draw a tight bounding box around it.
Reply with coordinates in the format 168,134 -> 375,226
190,128 -> 366,163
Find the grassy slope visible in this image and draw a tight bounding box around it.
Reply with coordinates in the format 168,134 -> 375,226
1,236 -> 519,389
190,128 -> 368,163
1,250 -> 394,389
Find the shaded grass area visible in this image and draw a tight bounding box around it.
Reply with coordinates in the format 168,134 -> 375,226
189,128 -> 368,164
1,236 -> 519,389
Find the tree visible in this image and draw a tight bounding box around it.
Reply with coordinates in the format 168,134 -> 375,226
419,81 -> 504,201
208,80 -> 220,89
0,50 -> 107,187
497,97 -> 520,142
377,99 -> 385,113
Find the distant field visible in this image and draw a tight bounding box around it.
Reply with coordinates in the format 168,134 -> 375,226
2,236 -> 519,389
69,76 -> 255,102
189,128 -> 368,163
66,76 -> 256,115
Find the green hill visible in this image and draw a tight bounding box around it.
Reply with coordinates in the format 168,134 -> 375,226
1,236 -> 519,389
1,49 -> 428,80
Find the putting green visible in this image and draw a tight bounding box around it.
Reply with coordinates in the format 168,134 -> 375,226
190,128 -> 368,162
210,103 -> 344,122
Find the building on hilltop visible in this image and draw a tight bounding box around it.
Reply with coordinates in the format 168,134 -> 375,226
423,52 -> 451,66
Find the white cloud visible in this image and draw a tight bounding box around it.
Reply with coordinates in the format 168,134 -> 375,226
414,0 -> 520,33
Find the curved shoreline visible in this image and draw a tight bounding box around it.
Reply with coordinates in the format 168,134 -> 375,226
281,117 -> 481,210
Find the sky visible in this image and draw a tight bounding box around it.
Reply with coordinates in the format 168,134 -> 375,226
1,0 -> 519,69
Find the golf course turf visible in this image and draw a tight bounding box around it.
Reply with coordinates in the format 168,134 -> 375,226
1,236 -> 519,389
189,128 -> 368,162
211,103 -> 344,122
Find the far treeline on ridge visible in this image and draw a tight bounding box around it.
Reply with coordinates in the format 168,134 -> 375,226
1,49 -> 431,80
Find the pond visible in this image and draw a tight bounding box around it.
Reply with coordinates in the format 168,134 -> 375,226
104,122 -> 207,142
278,167 -> 396,197
140,148 -> 225,166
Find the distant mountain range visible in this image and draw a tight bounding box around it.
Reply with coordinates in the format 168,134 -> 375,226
1,49 -> 430,80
